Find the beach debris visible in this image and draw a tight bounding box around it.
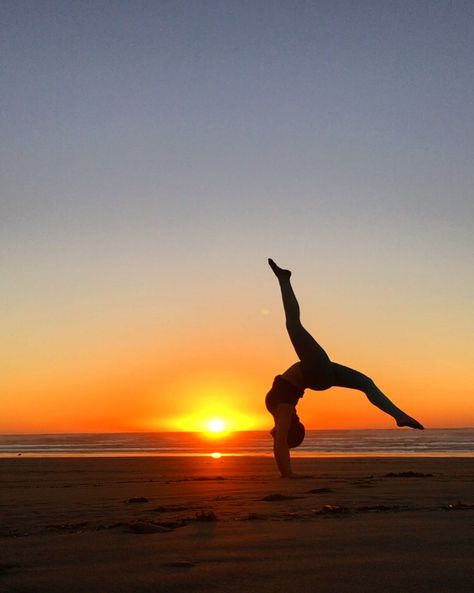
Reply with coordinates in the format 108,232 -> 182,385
126,496 -> 149,503
384,472 -> 433,478
313,505 -> 349,515
262,493 -> 305,502
127,522 -> 171,534
306,488 -> 333,494
194,510 -> 217,522
443,500 -> 474,510
162,560 -> 195,568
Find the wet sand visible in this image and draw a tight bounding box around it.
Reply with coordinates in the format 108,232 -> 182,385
1,456 -> 473,592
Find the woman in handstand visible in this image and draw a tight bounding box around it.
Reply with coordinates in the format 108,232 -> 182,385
266,258 -> 424,478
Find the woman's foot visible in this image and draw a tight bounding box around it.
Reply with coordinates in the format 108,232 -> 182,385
268,258 -> 291,280
396,414 -> 424,430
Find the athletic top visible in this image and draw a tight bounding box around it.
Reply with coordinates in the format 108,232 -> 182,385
265,375 -> 305,415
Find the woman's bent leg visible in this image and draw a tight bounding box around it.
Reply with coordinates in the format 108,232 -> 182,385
331,363 -> 424,429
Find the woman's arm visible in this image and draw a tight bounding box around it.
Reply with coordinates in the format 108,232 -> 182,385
273,404 -> 294,478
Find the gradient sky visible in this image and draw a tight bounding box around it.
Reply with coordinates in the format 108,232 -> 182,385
2,1 -> 473,433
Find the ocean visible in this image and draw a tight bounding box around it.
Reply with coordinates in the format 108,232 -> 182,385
0,428 -> 473,457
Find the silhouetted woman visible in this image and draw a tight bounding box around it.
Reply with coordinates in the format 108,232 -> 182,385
266,258 -> 424,478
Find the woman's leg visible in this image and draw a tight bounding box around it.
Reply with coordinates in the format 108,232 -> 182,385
331,363 -> 424,429
268,259 -> 333,388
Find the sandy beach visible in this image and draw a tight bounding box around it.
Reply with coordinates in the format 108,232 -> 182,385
1,456 -> 473,593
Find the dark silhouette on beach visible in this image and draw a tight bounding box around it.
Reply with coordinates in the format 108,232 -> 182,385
266,258 -> 424,478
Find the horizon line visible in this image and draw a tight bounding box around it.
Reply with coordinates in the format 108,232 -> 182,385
1,426 -> 473,436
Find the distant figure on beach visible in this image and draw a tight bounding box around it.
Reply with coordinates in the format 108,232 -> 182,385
266,258 -> 424,478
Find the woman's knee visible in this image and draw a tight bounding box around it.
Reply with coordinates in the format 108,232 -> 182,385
362,376 -> 375,391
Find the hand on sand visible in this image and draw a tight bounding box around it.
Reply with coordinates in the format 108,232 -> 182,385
268,258 -> 291,280
396,414 -> 424,430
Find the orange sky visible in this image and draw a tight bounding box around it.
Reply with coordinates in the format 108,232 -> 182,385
2,265 -> 473,433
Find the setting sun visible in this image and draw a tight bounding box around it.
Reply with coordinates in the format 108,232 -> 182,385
208,419 -> 225,433
164,377 -> 261,433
